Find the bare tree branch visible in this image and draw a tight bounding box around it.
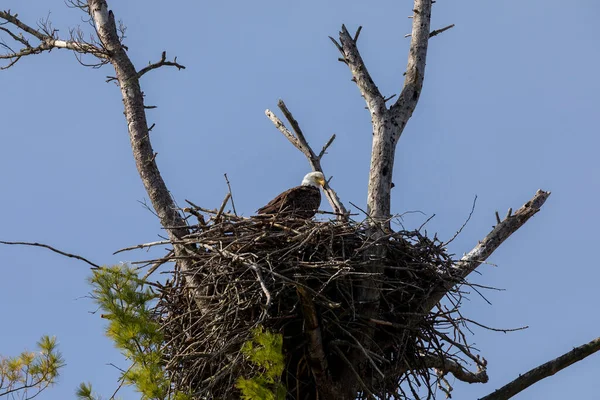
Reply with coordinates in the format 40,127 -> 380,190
265,100 -> 349,219
331,0 -> 434,224
333,25 -> 386,117
429,24 -> 455,38
137,51 -> 185,79
480,336 -> 600,400
318,134 -> 336,160
422,354 -> 489,384
0,240 -> 101,269
389,0 -> 432,121
0,10 -> 105,69
84,0 -> 202,303
423,189 -> 551,312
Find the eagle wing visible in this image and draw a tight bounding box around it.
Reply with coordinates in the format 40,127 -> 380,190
257,185 -> 321,218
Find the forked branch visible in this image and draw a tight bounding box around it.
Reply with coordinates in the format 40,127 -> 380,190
330,0 -> 435,223
330,25 -> 385,117
137,51 -> 186,79
265,100 -> 348,219
0,10 -> 106,69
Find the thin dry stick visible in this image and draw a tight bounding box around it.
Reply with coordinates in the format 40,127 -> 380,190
429,24 -> 455,38
113,240 -> 172,255
444,195 -> 477,246
424,189 -> 551,312
214,193 -> 231,223
0,240 -> 101,269
137,51 -> 185,79
142,250 -> 174,280
197,242 -> 271,308
224,173 -> 238,216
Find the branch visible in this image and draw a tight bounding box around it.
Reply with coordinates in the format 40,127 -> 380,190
389,0 -> 432,123
422,354 -> 488,384
265,100 -> 349,219
424,189 -> 551,312
330,1 -> 434,223
0,240 -> 101,269
137,51 -> 186,79
318,134 -> 336,160
333,25 -> 385,116
113,240 -> 171,255
85,0 -> 201,302
429,24 -> 455,38
480,336 -> 600,400
0,10 -> 105,69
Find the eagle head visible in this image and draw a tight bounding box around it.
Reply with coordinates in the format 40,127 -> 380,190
301,172 -> 325,188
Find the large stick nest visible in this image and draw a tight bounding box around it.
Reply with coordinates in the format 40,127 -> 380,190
154,207 -> 486,399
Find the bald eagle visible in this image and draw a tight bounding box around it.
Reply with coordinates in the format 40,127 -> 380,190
257,172 -> 325,219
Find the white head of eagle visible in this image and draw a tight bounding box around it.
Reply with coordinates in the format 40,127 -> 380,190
257,171 -> 325,218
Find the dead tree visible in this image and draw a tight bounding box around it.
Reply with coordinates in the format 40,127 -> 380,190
1,1 -> 599,399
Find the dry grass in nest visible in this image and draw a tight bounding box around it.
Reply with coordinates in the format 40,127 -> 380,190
150,206 -> 486,399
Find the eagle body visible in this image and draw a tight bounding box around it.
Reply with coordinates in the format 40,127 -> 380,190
257,172 -> 325,219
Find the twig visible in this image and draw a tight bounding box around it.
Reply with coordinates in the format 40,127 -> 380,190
438,331 -> 486,368
108,363 -> 135,400
0,10 -> 106,70
429,24 -> 455,38
113,240 -> 171,255
142,250 -> 174,280
318,134 -> 336,160
277,99 -> 312,153
459,317 -> 528,333
0,240 -> 101,269
353,26 -> 363,42
224,173 -> 238,216
214,193 -> 231,223
197,243 -> 271,308
444,195 -> 477,246
137,51 -> 185,79
423,189 -> 551,312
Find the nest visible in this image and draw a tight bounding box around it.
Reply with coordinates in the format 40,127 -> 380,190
153,207 -> 485,399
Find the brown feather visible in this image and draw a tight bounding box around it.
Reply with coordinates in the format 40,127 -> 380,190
257,185 -> 321,219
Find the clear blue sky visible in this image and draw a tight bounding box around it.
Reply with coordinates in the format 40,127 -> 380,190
1,0 -> 599,399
